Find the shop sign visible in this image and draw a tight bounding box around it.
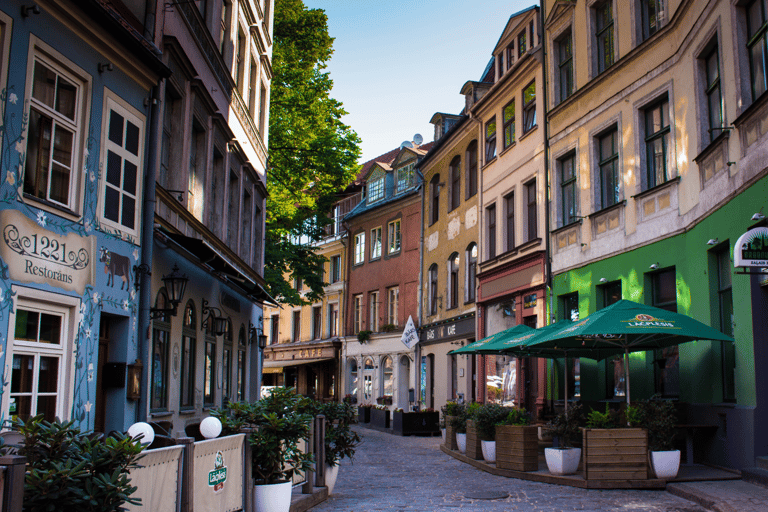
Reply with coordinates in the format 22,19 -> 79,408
523,294 -> 537,309
274,346 -> 333,360
0,209 -> 94,294
208,451 -> 227,493
401,315 -> 419,349
734,227 -> 768,267
422,315 -> 474,344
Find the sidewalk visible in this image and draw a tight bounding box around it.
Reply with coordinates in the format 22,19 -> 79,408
667,480 -> 768,512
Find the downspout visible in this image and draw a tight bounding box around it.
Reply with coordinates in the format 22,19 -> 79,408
143,0 -> 157,41
137,81 -> 164,422
467,108 -> 483,404
415,169 -> 425,410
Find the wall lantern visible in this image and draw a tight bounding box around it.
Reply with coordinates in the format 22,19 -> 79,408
250,318 -> 268,349
126,359 -> 143,401
202,299 -> 229,337
151,264 -> 189,318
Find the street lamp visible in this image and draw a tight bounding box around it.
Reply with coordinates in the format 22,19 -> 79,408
202,299 -> 229,337
250,318 -> 268,399
134,263 -> 189,318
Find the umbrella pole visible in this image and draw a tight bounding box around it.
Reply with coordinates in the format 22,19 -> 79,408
564,355 -> 569,413
624,347 -> 631,406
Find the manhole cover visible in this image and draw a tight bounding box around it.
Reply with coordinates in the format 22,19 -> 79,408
464,491 -> 509,500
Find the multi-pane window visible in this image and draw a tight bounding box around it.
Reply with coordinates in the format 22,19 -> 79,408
503,100 -> 515,149
259,83 -> 268,135
227,170 -> 240,247
219,1 -> 230,55
188,118 -> 206,220
368,177 -> 384,203
180,302 -> 196,409
369,291 -> 379,331
9,306 -> 65,422
354,232 -> 365,264
151,292 -> 171,411
448,253 -> 460,309
560,153 -> 576,226
645,98 -> 670,188
382,357 -> 394,398
270,315 -> 279,345
222,325 -> 232,405
330,255 -> 341,283
248,56 -> 259,117
101,99 -> 142,234
748,0 -> 768,99
523,81 -> 536,134
598,281 -> 624,397
557,31 -> 573,103
387,287 -> 399,326
449,156 -> 461,211
328,303 -> 338,337
396,162 -> 415,192
430,174 -> 440,225
160,86 -> 181,190
525,180 -> 537,241
595,1 -> 614,74
24,57 -> 83,210
487,204 -> 497,259
641,0 -> 663,41
292,310 -> 301,342
485,118 -> 497,162
652,268 -> 679,398
235,27 -> 246,93
466,243 -> 478,303
370,226 -> 382,259
715,246 -> 735,400
312,306 -> 322,340
598,128 -> 620,209
429,264 -> 438,315
388,219 -> 401,253
518,29 -> 527,57
560,292 -> 579,321
466,141 -> 478,199
353,295 -> 363,333
204,339 -> 216,406
504,193 -> 515,251
704,46 -> 723,144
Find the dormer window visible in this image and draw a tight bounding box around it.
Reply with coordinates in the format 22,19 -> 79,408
368,175 -> 384,203
518,30 -> 527,57
396,163 -> 415,192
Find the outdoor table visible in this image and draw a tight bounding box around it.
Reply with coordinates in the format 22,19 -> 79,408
675,424 -> 718,465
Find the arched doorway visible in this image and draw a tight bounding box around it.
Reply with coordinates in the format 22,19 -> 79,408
363,357 -> 374,403
398,355 -> 410,408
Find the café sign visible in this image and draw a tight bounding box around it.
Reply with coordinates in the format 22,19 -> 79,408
0,209 -> 94,294
734,227 -> 768,268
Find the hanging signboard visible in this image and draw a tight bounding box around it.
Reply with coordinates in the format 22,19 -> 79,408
734,227 -> 768,268
400,315 -> 419,349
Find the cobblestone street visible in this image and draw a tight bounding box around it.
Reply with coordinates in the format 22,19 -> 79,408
311,427 -> 707,512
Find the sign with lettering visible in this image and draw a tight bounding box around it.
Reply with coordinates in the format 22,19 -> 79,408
273,345 -> 335,361
208,451 -> 227,493
401,315 -> 419,349
0,209 -> 94,294
734,227 -> 768,268
420,315 -> 475,345
524,294 -> 537,309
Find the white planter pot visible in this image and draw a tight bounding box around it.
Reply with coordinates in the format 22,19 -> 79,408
456,433 -> 467,453
545,447 -> 581,475
254,481 -> 292,512
324,463 -> 340,494
481,440 -> 496,463
651,450 -> 681,479
441,428 -> 446,445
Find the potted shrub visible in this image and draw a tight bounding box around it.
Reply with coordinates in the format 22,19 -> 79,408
495,408 -> 538,471
343,393 -> 357,405
357,330 -> 373,343
545,404 -> 584,475
442,401 -> 463,450
582,404 -> 648,481
215,387 -> 314,512
392,407 -> 440,436
464,402 -> 484,460
449,403 -> 469,453
15,415 -> 144,512
370,404 -> 391,429
473,403 -> 512,463
632,395 -> 679,479
376,395 -> 393,406
319,401 -> 361,494
357,403 -> 373,423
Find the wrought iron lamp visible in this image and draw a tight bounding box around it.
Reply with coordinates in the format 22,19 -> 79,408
202,299 -> 229,336
134,263 -> 189,318
250,318 -> 268,349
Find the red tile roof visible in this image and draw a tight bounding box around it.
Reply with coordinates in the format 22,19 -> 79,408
355,141 -> 435,184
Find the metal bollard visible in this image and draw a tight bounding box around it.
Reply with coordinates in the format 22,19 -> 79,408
301,422 -> 314,495
315,415 -> 326,488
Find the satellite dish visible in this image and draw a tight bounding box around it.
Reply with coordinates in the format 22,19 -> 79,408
400,140 -> 414,149
413,133 -> 423,145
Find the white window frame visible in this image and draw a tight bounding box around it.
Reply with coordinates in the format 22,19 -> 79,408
387,286 -> 399,326
97,90 -> 146,238
388,219 -> 401,254
368,177 -> 384,203
354,232 -> 365,264
23,37 -> 92,217
396,163 -> 415,192
370,226 -> 382,259
353,294 -> 363,333
369,291 -> 379,331
3,287 -> 79,423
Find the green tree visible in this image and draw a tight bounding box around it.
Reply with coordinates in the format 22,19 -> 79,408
266,0 -> 361,306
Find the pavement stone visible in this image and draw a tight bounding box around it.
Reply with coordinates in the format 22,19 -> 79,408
310,426 -> 710,511
666,481 -> 768,512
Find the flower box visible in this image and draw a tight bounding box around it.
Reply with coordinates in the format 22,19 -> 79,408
376,396 -> 393,405
370,408 -> 390,429
496,425 -> 539,471
392,411 -> 439,436
465,420 -> 484,460
582,428 -> 648,480
357,406 -> 371,423
444,415 -> 458,450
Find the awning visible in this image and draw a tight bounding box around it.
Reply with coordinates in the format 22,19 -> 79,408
159,229 -> 278,306
263,357 -> 335,369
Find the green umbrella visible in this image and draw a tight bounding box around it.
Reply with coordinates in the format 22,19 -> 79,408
448,323 -> 534,355
528,300 -> 735,405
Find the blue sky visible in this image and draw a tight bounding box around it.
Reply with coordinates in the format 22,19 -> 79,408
302,1 -> 537,163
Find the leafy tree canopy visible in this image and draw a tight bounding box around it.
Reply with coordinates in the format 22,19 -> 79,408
266,0 -> 361,306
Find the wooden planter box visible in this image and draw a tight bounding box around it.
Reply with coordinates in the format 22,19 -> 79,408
357,406 -> 371,423
392,411 -> 439,436
583,428 -> 648,480
465,420 -> 484,460
370,408 -> 391,429
444,415 -> 458,450
496,425 -> 539,471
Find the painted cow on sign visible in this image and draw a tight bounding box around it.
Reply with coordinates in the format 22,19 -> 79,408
99,247 -> 131,290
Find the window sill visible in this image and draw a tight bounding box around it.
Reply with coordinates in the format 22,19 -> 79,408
692,131 -> 729,165
587,200 -> 626,219
631,176 -> 680,200
387,250 -> 401,257
369,256 -> 381,262
179,408 -> 197,415
517,237 -> 542,252
353,261 -> 364,267
22,194 -> 81,222
481,156 -> 497,169
464,299 -> 476,306
551,219 -> 583,236
519,125 -> 538,141
500,142 -> 516,156
150,410 -> 174,418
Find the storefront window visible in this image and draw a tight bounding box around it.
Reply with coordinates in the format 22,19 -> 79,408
363,357 -> 374,402
180,301 -> 196,409
347,358 -> 358,397
382,356 -> 393,397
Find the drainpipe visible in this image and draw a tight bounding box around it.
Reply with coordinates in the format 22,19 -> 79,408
467,109 -> 483,404
136,81 -> 164,422
415,169 -> 425,410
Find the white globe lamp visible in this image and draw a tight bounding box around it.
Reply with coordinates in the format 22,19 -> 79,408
128,422 -> 155,446
200,417 -> 222,439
